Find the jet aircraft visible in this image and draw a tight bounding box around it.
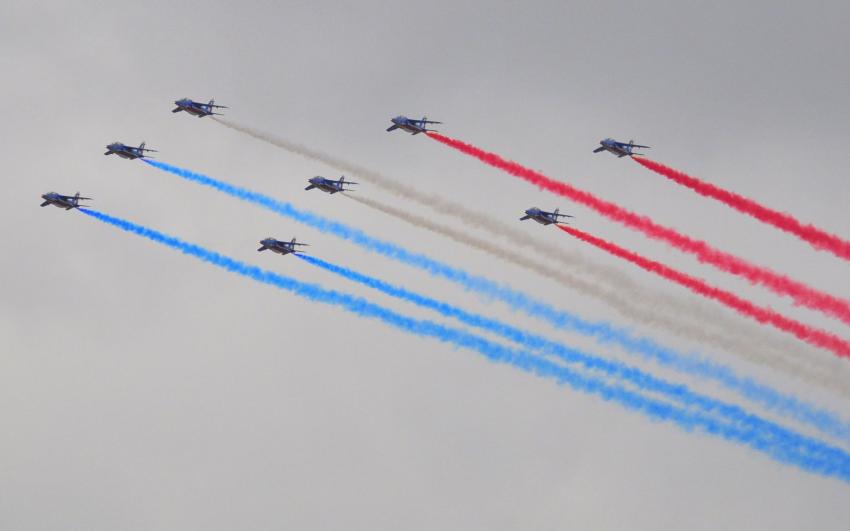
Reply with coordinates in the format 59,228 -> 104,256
305,175 -> 357,194
386,115 -> 442,135
40,191 -> 92,210
104,141 -> 157,160
257,237 -> 309,256
172,98 -> 228,117
519,207 -> 573,226
593,138 -> 650,158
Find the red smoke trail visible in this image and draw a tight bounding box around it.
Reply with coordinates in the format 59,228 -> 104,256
555,224 -> 850,360
427,132 -> 850,327
634,157 -> 850,262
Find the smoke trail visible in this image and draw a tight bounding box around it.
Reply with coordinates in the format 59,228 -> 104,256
427,132 -> 850,327
557,225 -> 850,360
297,253 -> 850,445
212,117 -> 793,356
76,207 -> 850,482
140,158 -> 850,434
635,157 -> 850,262
347,194 -> 833,384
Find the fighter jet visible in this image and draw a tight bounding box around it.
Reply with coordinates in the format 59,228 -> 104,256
593,138 -> 650,158
305,175 -> 357,194
257,237 -> 309,256
104,141 -> 157,160
519,207 -> 573,226
172,97 -> 228,117
386,115 -> 442,135
40,191 -> 92,210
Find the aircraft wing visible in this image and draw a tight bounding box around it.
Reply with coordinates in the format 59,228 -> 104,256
386,124 -> 399,132
593,147 -> 606,153
419,120 -> 442,124
58,194 -> 91,201
519,215 -> 531,220
630,144 -> 650,149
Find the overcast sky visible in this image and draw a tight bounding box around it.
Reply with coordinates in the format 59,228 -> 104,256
3,1 -> 850,529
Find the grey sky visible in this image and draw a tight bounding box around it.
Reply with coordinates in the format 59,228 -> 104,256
3,1 -> 850,529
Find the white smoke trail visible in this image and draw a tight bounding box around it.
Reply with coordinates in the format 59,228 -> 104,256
213,117 -> 847,394
346,193 -> 846,395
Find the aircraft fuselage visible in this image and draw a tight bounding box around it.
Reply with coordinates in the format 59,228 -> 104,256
180,104 -> 212,117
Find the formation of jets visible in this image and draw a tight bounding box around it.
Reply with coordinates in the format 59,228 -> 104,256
46,100 -> 661,257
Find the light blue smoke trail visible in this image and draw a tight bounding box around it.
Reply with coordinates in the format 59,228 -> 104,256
142,158 -> 850,446
295,253 -> 848,458
78,207 -> 850,483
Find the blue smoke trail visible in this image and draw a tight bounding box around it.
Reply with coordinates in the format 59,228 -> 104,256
78,207 -> 850,483
142,159 -> 850,446
295,253 -> 850,458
